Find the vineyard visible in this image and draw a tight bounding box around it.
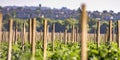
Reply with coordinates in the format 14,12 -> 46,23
1,4 -> 120,60
1,40 -> 120,60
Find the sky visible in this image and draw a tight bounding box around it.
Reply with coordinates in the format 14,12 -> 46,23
0,0 -> 120,12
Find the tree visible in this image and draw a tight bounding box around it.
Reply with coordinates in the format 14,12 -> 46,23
3,14 -> 12,20
64,18 -> 78,32
0,6 -> 2,11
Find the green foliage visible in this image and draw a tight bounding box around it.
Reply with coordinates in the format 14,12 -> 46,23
64,18 -> 78,30
2,17 -> 115,33
1,40 -> 120,60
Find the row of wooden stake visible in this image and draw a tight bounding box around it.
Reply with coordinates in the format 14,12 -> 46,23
0,4 -> 120,60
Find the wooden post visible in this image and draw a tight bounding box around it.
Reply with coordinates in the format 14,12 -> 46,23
23,23 -> 26,43
64,29 -> 67,44
3,32 -> 6,42
47,25 -> 49,42
105,27 -> 108,43
20,31 -> 22,43
71,25 -> 74,43
112,28 -> 115,42
81,4 -> 87,60
0,12 -> 2,43
4,31 -> 8,42
28,19 -> 32,44
94,28 -> 96,43
74,28 -> 76,42
22,23 -> 26,51
117,20 -> 120,49
96,21 -> 100,46
12,27 -> 15,44
31,18 -> 36,59
58,32 -> 60,41
1,32 -> 3,42
7,19 -> 13,60
68,33 -> 70,43
108,20 -> 112,44
15,24 -> 18,44
60,32 -> 62,42
51,24 -> 55,51
76,27 -> 78,42
43,20 -> 47,60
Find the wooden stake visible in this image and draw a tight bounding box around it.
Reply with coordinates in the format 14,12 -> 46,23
108,20 -> 112,44
74,28 -> 77,42
22,23 -> 26,51
31,18 -> 36,59
96,21 -> 100,46
94,28 -> 96,43
0,12 -> 2,43
15,24 -> 18,44
64,29 -> 67,44
71,25 -> 74,43
1,32 -> 3,42
43,19 -> 47,60
68,33 -> 70,43
60,32 -> 62,42
4,31 -> 8,42
12,27 -> 15,44
28,19 -> 32,44
7,19 -> 13,60
76,27 -> 78,42
51,24 -> 55,51
112,28 -> 115,42
47,25 -> 49,42
81,4 -> 88,60
105,27 -> 109,43
117,20 -> 120,49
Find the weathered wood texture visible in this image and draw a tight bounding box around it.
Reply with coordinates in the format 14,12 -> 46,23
81,4 -> 88,60
43,20 -> 47,60
7,19 -> 13,60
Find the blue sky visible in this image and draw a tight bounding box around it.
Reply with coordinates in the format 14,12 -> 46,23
0,0 -> 120,12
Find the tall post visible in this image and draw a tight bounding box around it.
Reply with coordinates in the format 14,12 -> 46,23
7,19 -> 13,60
105,27 -> 109,43
74,28 -> 76,42
76,27 -> 78,42
12,27 -> 15,44
28,19 -> 32,44
2,32 -> 4,42
81,4 -> 87,60
112,28 -> 115,42
31,18 -> 36,59
96,20 -> 100,47
4,32 -> 6,42
60,32 -> 62,42
68,33 -> 70,43
108,20 -> 112,44
0,12 -> 2,43
64,29 -> 67,44
43,20 -> 47,60
23,23 -> 26,43
47,25 -> 49,42
117,20 -> 120,49
94,28 -> 96,43
15,23 -> 18,44
22,23 -> 26,51
51,24 -> 55,51
71,25 -> 74,43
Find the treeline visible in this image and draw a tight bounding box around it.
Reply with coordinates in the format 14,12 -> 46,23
2,16 -> 118,33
